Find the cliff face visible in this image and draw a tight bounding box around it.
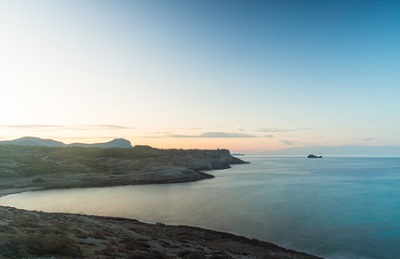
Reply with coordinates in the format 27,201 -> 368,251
175,150 -> 245,170
132,146 -> 245,170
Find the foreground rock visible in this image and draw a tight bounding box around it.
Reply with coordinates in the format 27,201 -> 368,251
0,206 -> 321,259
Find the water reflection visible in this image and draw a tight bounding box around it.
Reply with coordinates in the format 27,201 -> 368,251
0,175 -> 254,234
2,156 -> 400,259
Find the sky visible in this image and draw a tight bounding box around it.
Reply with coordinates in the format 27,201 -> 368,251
0,0 -> 399,153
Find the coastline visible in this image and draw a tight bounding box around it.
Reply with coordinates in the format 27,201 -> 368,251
0,145 -> 243,196
0,177 -> 322,259
0,168 -> 216,198
0,205 -> 321,259
0,146 -> 321,258
0,187 -> 44,198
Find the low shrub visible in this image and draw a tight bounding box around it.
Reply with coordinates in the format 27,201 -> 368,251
0,234 -> 82,257
178,250 -> 206,259
32,177 -> 47,183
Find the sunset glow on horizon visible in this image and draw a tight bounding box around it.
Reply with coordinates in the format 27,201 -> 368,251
1,1 -> 400,153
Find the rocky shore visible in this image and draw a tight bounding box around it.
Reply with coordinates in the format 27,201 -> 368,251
0,206 -> 320,259
0,145 -> 322,258
0,145 -> 244,193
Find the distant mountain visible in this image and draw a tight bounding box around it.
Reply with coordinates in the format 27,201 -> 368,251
266,145 -> 400,156
0,137 -> 66,147
70,138 -> 133,148
0,137 -> 133,148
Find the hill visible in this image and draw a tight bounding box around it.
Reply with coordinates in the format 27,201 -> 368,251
0,145 -> 245,193
0,137 -> 133,148
0,137 -> 65,147
69,138 -> 133,148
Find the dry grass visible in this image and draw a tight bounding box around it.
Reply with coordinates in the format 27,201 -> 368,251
0,234 -> 82,258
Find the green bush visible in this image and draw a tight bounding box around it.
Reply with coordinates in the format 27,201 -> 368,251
32,177 -> 47,183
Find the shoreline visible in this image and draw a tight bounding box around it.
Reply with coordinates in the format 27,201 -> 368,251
0,146 -> 322,258
0,169 -> 216,198
0,187 -> 45,198
0,205 -> 322,258
0,174 -> 322,259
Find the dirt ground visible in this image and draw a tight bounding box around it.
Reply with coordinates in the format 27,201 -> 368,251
0,206 -> 321,259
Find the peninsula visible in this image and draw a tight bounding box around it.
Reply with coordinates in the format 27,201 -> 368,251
0,142 -> 245,194
0,138 -> 321,258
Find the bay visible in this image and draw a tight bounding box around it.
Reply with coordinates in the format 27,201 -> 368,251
1,156 -> 400,259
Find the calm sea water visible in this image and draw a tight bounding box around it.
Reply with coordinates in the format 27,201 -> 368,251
1,156 -> 400,259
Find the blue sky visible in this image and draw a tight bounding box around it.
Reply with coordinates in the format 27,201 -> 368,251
0,0 -> 399,153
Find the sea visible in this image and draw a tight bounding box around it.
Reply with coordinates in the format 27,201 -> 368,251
1,155 -> 400,259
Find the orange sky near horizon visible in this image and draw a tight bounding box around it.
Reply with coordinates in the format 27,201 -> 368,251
0,123 -> 391,154
134,137 -> 279,153
0,131 -> 280,154
1,1 -> 400,154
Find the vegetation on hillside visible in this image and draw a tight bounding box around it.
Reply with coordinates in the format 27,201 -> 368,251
0,145 -> 240,179
0,145 -> 132,178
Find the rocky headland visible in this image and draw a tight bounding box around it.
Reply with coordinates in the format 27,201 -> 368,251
0,144 -> 245,194
0,141 -> 321,258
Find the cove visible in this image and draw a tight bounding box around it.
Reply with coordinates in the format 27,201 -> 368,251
2,156 -> 400,259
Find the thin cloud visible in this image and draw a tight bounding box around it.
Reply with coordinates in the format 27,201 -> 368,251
139,134 -> 166,139
201,132 -> 256,138
78,125 -> 133,130
259,128 -> 312,133
56,136 -> 118,140
2,125 -> 64,129
259,128 -> 292,133
1,124 -> 133,131
360,137 -> 375,142
281,140 -> 298,146
264,134 -> 274,138
171,132 -> 257,138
